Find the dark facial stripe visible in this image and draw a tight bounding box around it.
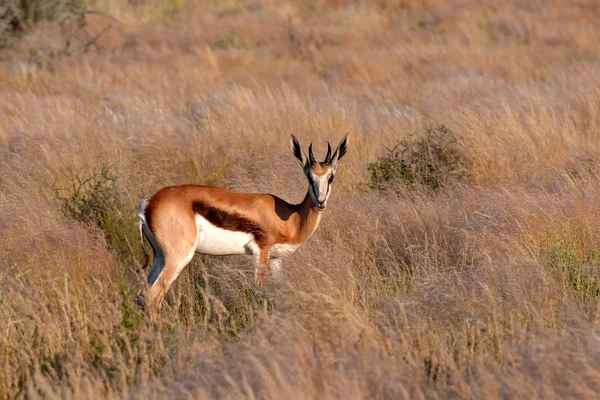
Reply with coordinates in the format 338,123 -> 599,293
192,202 -> 268,247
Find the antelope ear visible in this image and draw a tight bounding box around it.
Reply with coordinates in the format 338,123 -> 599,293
331,134 -> 349,169
290,134 -> 308,167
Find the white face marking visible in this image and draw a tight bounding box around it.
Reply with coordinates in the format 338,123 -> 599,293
195,214 -> 254,256
308,167 -> 335,210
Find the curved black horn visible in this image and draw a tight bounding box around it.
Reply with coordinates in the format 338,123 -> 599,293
308,143 -> 316,165
324,142 -> 332,163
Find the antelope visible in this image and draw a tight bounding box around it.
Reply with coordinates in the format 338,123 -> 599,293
137,134 -> 349,320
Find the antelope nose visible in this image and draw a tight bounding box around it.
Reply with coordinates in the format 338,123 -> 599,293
318,195 -> 326,203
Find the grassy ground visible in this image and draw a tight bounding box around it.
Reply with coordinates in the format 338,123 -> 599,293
1,0 -> 600,398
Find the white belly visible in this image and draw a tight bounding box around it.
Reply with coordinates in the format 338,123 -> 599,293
195,215 -> 254,256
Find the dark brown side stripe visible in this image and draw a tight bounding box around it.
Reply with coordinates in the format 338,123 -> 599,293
192,202 -> 268,248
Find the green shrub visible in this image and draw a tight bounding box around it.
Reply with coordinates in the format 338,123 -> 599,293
540,234 -> 600,303
211,33 -> 254,50
118,276 -> 144,342
368,125 -> 470,192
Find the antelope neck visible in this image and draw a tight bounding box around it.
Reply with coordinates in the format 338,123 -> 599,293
289,186 -> 323,243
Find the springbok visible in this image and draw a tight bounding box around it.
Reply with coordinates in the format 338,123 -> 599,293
137,134 -> 349,320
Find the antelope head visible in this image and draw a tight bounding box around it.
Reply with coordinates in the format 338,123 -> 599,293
290,134 -> 349,211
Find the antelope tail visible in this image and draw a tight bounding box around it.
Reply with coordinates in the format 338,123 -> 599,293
137,198 -> 165,281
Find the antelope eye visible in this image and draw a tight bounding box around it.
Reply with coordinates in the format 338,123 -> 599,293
328,175 -> 334,184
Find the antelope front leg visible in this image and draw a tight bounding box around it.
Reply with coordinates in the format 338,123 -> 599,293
255,248 -> 270,287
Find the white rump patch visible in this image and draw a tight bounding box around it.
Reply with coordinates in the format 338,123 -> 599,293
195,214 -> 254,256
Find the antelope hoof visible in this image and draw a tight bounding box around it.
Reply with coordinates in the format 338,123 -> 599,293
150,299 -> 163,323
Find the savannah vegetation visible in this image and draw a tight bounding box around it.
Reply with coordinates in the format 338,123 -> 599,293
1,0 -> 600,398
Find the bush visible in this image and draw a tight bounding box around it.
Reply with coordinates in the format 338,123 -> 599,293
54,163 -> 118,225
53,163 -> 140,263
541,234 -> 600,304
368,125 -> 470,192
211,33 -> 254,50
0,0 -> 86,46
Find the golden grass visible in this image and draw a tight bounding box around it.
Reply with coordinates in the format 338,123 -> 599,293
2,0 -> 600,398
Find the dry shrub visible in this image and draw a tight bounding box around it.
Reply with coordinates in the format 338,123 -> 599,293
0,0 -> 85,32
368,125 -> 470,192
53,162 -> 142,263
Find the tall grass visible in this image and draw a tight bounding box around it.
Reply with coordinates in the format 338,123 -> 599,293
1,0 -> 600,398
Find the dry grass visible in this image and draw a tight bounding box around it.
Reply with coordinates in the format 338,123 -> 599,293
2,0 -> 600,398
